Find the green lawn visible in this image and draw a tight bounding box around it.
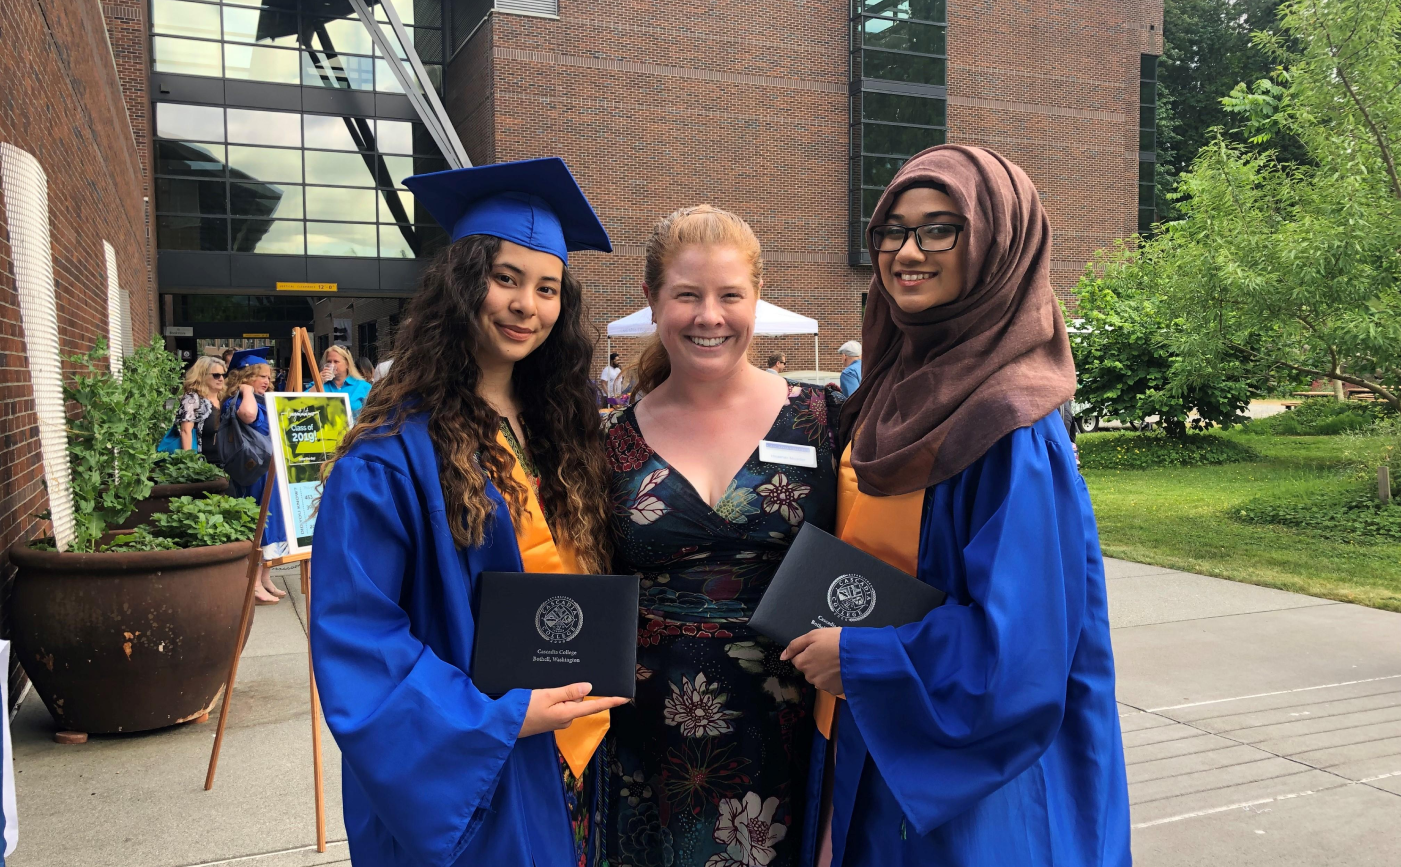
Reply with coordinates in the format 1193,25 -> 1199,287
1081,431 -> 1401,611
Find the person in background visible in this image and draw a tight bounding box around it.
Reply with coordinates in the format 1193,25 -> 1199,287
837,340 -> 862,397
177,356 -> 226,454
600,351 -> 623,394
222,348 -> 287,605
221,348 -> 235,369
766,352 -> 787,376
309,344 -> 372,416
600,351 -> 628,406
356,356 -> 375,381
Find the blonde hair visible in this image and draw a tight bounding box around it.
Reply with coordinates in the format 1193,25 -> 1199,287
184,356 -> 226,400
634,205 -> 764,395
322,344 -> 363,381
221,362 -> 270,403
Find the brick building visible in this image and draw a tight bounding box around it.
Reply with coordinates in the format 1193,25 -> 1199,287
0,0 -> 155,699
449,0 -> 1164,371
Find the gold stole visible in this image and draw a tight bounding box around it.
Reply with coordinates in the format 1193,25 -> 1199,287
813,442 -> 924,738
496,429 -> 609,777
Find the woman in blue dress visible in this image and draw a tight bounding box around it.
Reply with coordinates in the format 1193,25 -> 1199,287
601,206 -> 838,867
309,158 -> 627,867
782,146 -> 1132,866
221,347 -> 287,604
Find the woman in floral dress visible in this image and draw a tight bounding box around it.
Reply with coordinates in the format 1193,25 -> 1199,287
600,205 -> 838,867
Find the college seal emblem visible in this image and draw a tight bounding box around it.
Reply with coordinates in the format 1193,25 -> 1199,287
535,596 -> 584,643
827,574 -> 877,622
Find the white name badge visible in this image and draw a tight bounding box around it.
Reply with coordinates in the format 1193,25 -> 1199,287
758,440 -> 818,469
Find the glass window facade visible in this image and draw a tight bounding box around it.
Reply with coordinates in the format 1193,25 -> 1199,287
1139,55 -> 1158,235
151,1 -> 450,265
150,0 -> 442,94
154,103 -> 448,257
851,0 -> 948,264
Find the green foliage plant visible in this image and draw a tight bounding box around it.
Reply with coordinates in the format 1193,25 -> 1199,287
1233,485 -> 1401,543
1158,0 -> 1401,412
103,494 -> 259,552
1071,242 -> 1252,437
63,338 -> 184,552
1077,431 -> 1260,470
150,450 -> 227,485
1245,398 -> 1396,436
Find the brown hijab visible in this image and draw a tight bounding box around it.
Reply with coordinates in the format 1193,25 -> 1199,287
839,145 -> 1076,496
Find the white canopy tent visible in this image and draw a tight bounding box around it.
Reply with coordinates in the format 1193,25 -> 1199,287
606,300 -> 821,370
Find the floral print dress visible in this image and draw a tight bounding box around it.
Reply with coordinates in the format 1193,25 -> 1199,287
600,384 -> 839,867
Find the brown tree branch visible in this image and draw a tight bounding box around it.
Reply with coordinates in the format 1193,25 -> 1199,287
1230,341 -> 1401,409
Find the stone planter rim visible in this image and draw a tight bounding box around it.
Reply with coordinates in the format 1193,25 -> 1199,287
9,539 -> 253,572
147,478 -> 229,499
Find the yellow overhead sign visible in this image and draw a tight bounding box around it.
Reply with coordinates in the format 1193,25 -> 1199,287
277,282 -> 337,292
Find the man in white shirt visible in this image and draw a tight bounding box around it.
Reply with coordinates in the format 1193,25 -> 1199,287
600,352 -> 624,400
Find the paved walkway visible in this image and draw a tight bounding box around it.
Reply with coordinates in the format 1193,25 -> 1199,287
6,560 -> 1401,866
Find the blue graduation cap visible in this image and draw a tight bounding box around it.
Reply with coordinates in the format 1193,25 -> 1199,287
228,347 -> 273,370
401,157 -> 612,264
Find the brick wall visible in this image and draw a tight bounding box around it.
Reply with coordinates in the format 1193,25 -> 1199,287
101,1 -> 157,335
0,0 -> 153,704
446,0 -> 1161,377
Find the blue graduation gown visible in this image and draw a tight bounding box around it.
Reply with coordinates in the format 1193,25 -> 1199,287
222,396 -> 285,547
803,414 -> 1130,866
309,415 -> 576,867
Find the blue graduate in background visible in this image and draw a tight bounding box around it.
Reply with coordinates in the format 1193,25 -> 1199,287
782,145 -> 1131,866
309,158 -> 626,867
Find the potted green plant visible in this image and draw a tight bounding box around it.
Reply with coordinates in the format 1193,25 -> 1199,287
113,450 -> 230,531
9,339 -> 260,736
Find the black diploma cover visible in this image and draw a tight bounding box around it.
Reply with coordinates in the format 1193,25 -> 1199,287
472,572 -> 641,698
749,524 -> 947,646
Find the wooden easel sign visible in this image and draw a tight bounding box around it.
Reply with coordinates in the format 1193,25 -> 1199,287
205,326 -> 348,853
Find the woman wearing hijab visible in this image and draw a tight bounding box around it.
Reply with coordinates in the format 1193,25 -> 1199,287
783,146 -> 1130,866
309,158 -> 627,867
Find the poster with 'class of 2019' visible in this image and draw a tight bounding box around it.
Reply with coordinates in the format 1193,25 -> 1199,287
264,392 -> 353,555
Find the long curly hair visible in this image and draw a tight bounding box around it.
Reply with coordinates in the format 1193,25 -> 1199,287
220,362 -> 269,404
334,235 -> 613,573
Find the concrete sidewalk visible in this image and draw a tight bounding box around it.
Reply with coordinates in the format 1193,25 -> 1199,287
6,560 -> 1401,866
1108,559 -> 1401,865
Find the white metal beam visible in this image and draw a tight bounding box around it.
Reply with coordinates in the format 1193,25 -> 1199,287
346,0 -> 471,169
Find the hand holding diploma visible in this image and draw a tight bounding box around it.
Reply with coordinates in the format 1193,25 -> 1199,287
519,683 -> 628,738
782,628 -> 844,696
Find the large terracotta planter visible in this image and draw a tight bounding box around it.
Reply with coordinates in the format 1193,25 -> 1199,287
112,477 -> 231,531
9,539 -> 253,734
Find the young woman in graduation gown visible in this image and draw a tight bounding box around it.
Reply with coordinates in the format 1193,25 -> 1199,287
782,145 -> 1132,866
309,158 -> 627,867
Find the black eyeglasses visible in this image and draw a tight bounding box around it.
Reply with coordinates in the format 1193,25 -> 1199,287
869,222 -> 965,253
211,372 -> 226,379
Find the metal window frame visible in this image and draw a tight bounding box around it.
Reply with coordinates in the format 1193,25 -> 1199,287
345,0 -> 470,169
850,2 -> 950,265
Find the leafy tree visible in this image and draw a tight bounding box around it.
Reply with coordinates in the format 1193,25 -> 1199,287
1070,243 -> 1253,436
1159,0 -> 1293,180
1160,0 -> 1401,411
